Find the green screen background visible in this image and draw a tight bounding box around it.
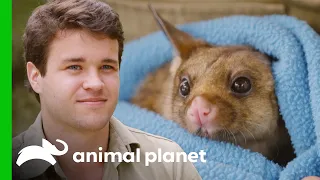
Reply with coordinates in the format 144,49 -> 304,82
3,0 -> 12,179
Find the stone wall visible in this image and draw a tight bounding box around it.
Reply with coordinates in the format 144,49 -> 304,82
109,0 -> 286,41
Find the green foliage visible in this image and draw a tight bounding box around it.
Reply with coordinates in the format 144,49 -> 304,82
12,0 -> 44,136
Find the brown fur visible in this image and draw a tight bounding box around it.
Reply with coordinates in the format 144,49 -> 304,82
131,5 -> 295,166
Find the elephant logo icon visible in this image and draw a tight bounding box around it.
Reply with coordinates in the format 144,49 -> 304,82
16,139 -> 68,166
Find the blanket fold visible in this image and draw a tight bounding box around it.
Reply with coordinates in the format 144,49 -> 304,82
114,15 -> 320,180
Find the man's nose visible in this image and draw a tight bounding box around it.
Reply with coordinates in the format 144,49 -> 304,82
82,72 -> 104,91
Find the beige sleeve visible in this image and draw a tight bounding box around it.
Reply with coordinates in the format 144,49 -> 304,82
172,144 -> 203,180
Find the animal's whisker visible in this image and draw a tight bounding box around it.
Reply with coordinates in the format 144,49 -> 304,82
239,130 -> 247,145
243,126 -> 257,142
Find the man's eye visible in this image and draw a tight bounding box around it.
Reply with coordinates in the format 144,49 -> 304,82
67,65 -> 81,70
101,65 -> 113,70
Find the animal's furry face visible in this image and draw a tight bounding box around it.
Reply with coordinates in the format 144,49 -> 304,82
168,46 -> 280,144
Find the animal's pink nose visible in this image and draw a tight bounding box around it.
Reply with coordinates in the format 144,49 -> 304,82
187,96 -> 218,126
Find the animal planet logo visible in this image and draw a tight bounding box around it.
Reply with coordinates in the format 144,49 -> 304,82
16,139 -> 68,166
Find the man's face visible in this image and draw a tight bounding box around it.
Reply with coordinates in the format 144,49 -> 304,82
32,29 -> 120,131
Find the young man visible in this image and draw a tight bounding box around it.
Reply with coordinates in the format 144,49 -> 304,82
12,0 -> 202,179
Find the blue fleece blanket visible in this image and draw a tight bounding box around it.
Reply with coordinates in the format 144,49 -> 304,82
114,15 -> 320,180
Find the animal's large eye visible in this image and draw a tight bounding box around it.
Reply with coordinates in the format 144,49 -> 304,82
179,76 -> 190,97
231,76 -> 252,95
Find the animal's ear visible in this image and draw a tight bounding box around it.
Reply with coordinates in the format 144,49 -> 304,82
148,4 -> 209,60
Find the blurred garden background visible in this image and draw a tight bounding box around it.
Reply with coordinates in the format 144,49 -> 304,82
12,0 -> 320,136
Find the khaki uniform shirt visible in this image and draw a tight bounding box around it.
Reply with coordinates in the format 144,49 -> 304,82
12,113 -> 202,180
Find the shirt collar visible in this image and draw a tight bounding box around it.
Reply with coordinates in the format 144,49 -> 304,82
109,116 -> 140,154
14,113 -> 55,179
108,116 -> 140,168
17,112 -> 140,179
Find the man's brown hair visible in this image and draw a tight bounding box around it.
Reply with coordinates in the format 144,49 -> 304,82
23,0 -> 124,102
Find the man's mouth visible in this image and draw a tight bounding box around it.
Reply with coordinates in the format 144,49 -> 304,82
77,98 -> 107,105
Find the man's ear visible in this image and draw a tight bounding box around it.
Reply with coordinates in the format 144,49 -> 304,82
26,62 -> 42,93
